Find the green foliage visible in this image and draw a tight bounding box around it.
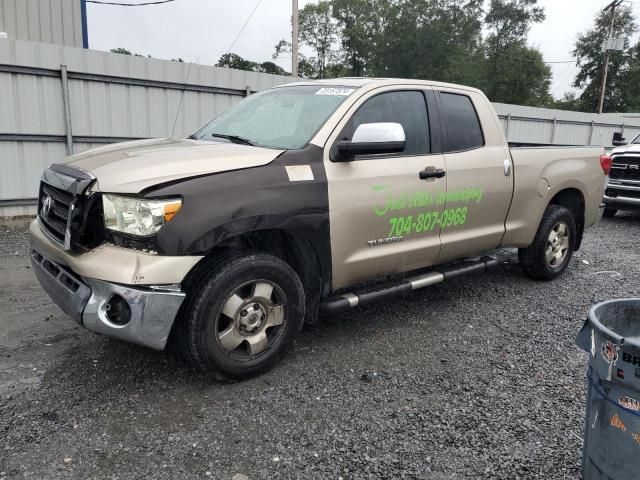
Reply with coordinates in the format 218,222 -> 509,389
626,42 -> 640,111
484,0 -> 549,104
271,0 -> 553,107
110,48 -> 132,55
298,1 -> 340,78
216,53 -> 259,71
216,53 -> 291,76
572,6 -> 638,112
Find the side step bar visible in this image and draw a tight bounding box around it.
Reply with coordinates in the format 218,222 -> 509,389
321,256 -> 498,315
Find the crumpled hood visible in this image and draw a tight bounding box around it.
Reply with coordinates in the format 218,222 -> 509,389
63,138 -> 284,193
612,144 -> 640,156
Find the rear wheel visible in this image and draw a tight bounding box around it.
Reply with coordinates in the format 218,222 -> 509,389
519,204 -> 576,280
178,253 -> 305,380
603,207 -> 617,218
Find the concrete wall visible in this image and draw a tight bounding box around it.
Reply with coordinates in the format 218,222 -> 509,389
0,0 -> 84,48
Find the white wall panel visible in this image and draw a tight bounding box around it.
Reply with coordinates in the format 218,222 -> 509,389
0,0 -> 83,48
2,38 -> 640,217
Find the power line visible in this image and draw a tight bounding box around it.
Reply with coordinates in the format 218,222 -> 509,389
86,0 -> 175,6
386,0 -> 575,65
225,0 -> 264,55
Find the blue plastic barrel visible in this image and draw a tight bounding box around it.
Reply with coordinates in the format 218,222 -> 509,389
576,299 -> 640,479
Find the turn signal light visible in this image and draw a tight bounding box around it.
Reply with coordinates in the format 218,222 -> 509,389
163,201 -> 182,222
600,155 -> 612,176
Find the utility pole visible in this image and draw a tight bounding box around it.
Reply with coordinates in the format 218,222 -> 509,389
292,0 -> 299,78
598,0 -> 623,114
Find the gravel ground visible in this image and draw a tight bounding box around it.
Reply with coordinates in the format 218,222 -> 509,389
1,214 -> 640,480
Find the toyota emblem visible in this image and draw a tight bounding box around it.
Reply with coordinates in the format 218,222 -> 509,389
42,195 -> 54,217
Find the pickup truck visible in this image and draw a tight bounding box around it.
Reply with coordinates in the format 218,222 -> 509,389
30,78 -> 607,379
603,132 -> 640,216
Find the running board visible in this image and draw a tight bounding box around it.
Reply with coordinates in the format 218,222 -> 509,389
321,256 -> 498,314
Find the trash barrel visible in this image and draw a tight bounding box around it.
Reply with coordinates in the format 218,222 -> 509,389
576,298 -> 640,480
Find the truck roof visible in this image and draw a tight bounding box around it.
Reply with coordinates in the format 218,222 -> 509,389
278,77 -> 484,95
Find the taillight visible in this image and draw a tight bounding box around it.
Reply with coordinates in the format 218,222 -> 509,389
600,155 -> 612,175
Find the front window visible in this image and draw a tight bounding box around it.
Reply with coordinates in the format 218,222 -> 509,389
633,133 -> 640,145
192,85 -> 357,150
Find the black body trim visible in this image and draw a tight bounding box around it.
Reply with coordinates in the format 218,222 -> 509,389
150,144 -> 332,292
424,89 -> 443,154
30,249 -> 91,324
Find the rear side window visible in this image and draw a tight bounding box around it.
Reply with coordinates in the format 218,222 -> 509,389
339,91 -> 430,156
440,93 -> 484,152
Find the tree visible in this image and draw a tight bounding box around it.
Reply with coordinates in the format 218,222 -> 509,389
572,5 -> 638,112
625,40 -> 640,111
331,0 -> 390,76
215,53 -> 258,71
273,40 -> 318,77
553,92 -> 582,111
298,1 -> 340,78
483,0 -> 551,105
379,0 -> 486,86
256,61 -> 288,76
111,47 -> 132,55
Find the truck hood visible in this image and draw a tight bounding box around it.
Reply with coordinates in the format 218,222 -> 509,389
612,144 -> 640,156
63,138 -> 284,193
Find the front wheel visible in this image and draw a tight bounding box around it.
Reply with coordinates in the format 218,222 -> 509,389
178,253 -> 305,380
518,204 -> 576,281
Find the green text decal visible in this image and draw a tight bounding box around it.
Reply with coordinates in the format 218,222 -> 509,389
388,208 -> 468,237
372,185 -> 484,238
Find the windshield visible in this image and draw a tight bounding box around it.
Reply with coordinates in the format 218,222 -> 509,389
633,133 -> 640,144
192,85 -> 357,150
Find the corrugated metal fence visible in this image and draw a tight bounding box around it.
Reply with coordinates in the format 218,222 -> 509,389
0,39 -> 293,216
493,103 -> 640,149
0,0 -> 84,48
2,38 -> 640,217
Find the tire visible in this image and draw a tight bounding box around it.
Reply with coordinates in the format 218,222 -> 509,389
603,207 -> 617,218
518,204 -> 576,281
177,252 -> 305,380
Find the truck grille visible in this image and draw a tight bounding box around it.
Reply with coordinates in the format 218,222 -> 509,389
610,155 -> 640,181
38,183 -> 74,243
37,165 -> 96,249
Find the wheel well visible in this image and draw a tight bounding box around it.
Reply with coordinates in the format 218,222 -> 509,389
185,229 -> 326,324
549,188 -> 585,250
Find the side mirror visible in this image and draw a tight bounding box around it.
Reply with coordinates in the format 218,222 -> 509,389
612,132 -> 627,146
334,122 -> 406,161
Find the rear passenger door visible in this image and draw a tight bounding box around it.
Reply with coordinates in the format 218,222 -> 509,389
435,89 -> 513,263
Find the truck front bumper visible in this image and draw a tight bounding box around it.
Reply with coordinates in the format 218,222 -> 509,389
604,183 -> 640,212
604,194 -> 640,211
29,219 -> 201,350
31,248 -> 185,350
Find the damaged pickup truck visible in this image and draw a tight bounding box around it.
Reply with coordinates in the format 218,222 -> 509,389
30,78 -> 608,379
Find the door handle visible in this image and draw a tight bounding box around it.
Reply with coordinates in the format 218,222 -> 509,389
504,158 -> 512,177
419,168 -> 446,180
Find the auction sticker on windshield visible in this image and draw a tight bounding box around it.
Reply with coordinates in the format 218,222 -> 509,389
315,88 -> 355,96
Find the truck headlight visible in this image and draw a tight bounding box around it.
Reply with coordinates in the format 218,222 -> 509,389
102,194 -> 182,236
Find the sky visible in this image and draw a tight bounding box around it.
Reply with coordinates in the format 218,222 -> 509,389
86,0 -> 640,100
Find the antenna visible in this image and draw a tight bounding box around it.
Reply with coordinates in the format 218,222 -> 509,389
171,60 -> 193,139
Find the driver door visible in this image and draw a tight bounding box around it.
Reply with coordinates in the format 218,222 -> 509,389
324,87 -> 447,290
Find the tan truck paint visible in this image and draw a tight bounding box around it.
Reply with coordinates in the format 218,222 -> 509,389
64,138 -> 284,193
298,78 -> 604,289
44,77 -> 604,292
322,85 -> 447,289
501,146 -> 605,247
436,88 -> 513,264
30,219 -> 203,285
